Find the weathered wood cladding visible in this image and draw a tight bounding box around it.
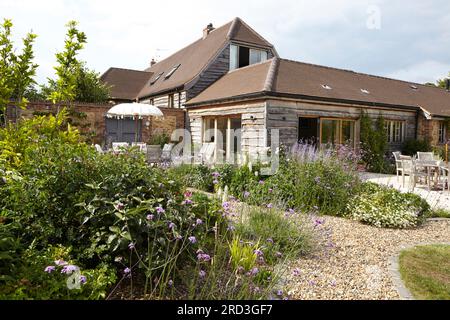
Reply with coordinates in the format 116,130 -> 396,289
186,46 -> 230,101
266,99 -> 417,150
187,102 -> 267,156
140,91 -> 186,108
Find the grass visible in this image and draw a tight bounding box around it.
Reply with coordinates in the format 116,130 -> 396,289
399,244 -> 450,300
430,208 -> 450,219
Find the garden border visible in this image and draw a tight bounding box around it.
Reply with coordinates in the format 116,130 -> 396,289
388,241 -> 450,300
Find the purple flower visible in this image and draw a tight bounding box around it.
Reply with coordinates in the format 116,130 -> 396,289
250,267 -> 259,275
196,218 -> 203,225
124,267 -> 131,274
268,188 -> 273,193
128,242 -> 135,250
292,268 -> 301,276
188,236 -> 197,244
184,191 -> 192,198
276,289 -> 283,296
146,214 -> 154,221
61,265 -> 77,274
243,191 -> 250,198
168,222 -> 176,230
227,224 -> 235,231
156,205 -> 165,214
199,270 -> 206,278
197,253 -> 211,262
211,171 -> 220,178
266,203 -> 273,209
289,208 -> 295,214
168,279 -> 173,287
44,266 -> 55,273
115,202 -> 125,211
267,238 -> 274,244
80,275 -> 87,284
54,259 -> 68,266
275,251 -> 283,258
254,249 -> 264,256
182,199 -> 193,205
213,179 -> 219,185
259,180 -> 264,185
314,218 -> 324,226
222,201 -> 230,210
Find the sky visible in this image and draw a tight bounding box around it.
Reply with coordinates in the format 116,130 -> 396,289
1,0 -> 450,86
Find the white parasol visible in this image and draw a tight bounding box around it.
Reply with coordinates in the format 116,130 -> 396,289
106,103 -> 164,142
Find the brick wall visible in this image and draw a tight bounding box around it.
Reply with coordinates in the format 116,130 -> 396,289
6,101 -> 185,145
417,114 -> 449,145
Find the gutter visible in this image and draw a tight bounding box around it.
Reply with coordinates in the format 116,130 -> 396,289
186,91 -> 421,112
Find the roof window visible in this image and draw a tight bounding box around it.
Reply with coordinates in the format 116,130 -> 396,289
165,64 -> 181,79
410,85 -> 418,90
360,88 -> 370,94
150,72 -> 163,85
321,84 -> 332,90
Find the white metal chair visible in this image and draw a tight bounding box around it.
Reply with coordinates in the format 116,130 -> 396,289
94,144 -> 104,154
131,142 -> 148,153
112,142 -> 129,153
161,143 -> 175,162
393,152 -> 404,181
417,152 -> 434,161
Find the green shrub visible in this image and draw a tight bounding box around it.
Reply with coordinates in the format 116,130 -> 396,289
402,139 -> 432,156
167,164 -> 214,192
347,182 -> 430,228
360,111 -> 390,173
147,131 -> 170,147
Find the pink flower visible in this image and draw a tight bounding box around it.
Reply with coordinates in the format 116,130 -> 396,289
44,266 -> 55,273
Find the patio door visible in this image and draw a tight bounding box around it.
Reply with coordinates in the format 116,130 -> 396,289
105,118 -> 142,145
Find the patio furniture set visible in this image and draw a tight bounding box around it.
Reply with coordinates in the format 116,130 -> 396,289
94,141 -> 218,166
393,151 -> 449,192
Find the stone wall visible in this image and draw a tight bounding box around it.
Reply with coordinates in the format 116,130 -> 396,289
6,101 -> 185,145
417,114 -> 449,145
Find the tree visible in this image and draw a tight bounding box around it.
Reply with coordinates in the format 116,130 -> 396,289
425,72 -> 449,88
0,19 -> 38,125
46,21 -> 110,104
48,20 -> 87,105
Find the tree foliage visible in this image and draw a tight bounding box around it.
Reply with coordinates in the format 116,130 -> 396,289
0,19 -> 38,125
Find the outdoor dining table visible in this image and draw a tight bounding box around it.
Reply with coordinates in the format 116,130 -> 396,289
415,159 -> 442,189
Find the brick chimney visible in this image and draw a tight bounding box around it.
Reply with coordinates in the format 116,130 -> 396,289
150,58 -> 156,67
203,23 -> 214,39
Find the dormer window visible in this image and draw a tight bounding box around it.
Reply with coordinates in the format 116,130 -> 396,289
150,72 -> 163,85
360,88 -> 370,94
165,64 -> 181,79
230,44 -> 268,70
321,84 -> 332,90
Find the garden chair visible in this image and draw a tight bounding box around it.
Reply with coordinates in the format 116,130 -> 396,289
438,165 -> 449,192
112,142 -> 129,153
94,144 -> 104,154
194,142 -> 221,164
393,151 -> 403,181
131,142 -> 148,153
417,152 -> 434,161
161,143 -> 175,163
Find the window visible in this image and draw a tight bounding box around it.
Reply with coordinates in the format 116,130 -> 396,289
439,121 -> 446,143
149,98 -> 154,105
150,72 -> 163,85
168,94 -> 174,108
385,120 -> 405,143
360,89 -> 370,94
321,84 -> 332,90
165,64 -> 181,79
320,119 -> 355,146
229,44 -> 268,70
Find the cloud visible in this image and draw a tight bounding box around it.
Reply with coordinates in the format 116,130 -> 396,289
1,0 -> 449,85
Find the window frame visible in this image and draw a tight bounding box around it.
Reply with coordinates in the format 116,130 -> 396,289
229,43 -> 268,70
168,94 -> 174,108
438,121 -> 446,143
319,117 -> 356,148
385,120 -> 405,143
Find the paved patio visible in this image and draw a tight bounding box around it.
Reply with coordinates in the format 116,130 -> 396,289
359,172 -> 450,211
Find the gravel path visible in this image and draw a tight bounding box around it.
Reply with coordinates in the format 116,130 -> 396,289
285,216 -> 450,300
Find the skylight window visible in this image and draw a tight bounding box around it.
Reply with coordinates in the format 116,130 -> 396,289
321,84 -> 332,90
150,72 -> 163,85
410,85 -> 418,90
165,64 -> 181,79
360,88 -> 370,94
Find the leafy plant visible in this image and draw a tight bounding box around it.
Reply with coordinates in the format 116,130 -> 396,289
360,111 -> 389,173
402,139 -> 432,156
147,131 -> 170,147
347,182 -> 430,228
228,237 -> 258,272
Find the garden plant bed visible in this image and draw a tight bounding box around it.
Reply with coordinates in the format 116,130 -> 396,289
284,216 -> 450,300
